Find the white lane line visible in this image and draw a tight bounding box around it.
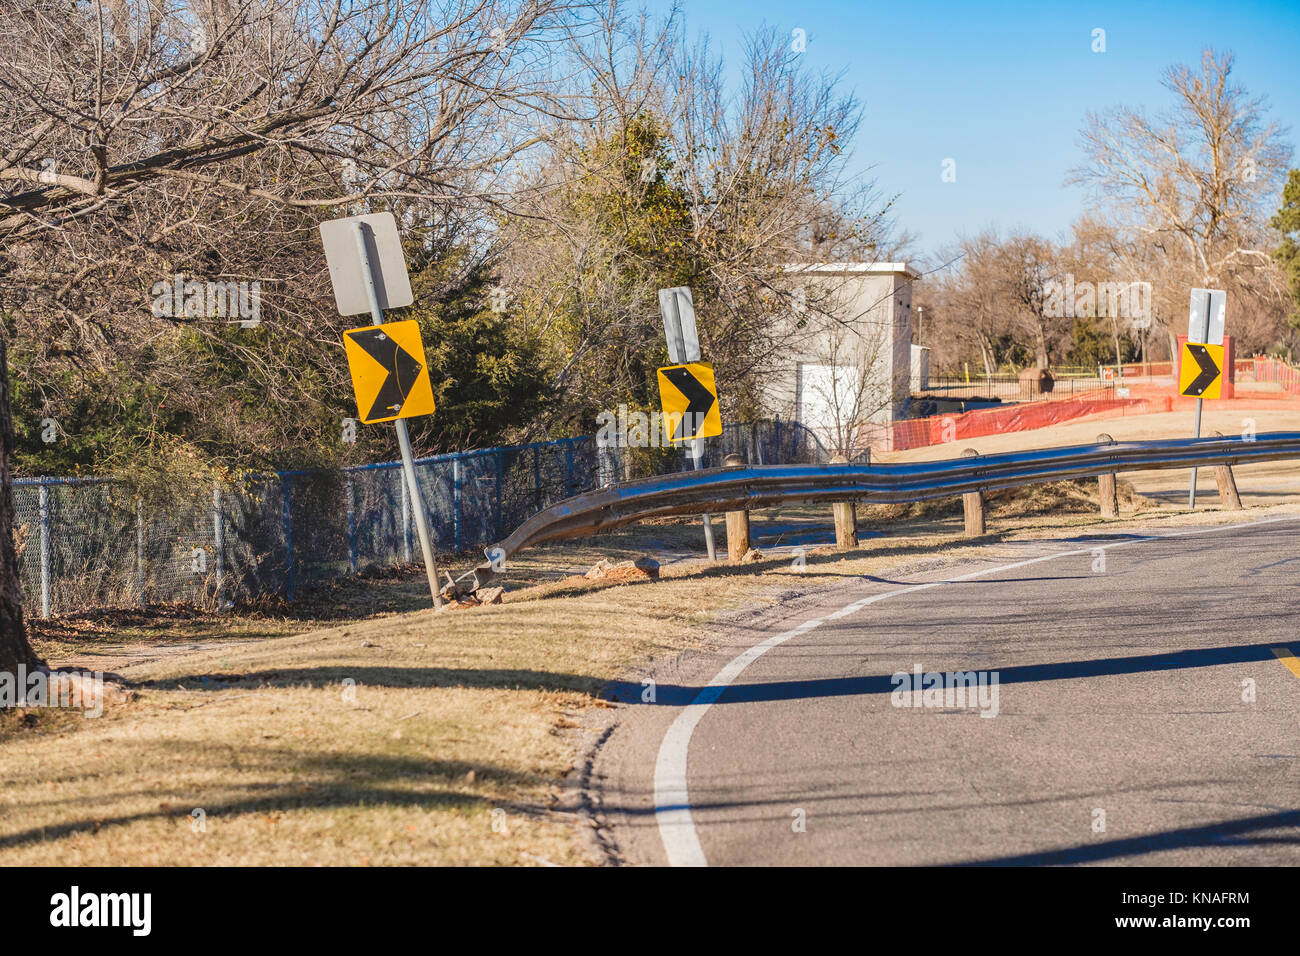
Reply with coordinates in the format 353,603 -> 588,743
652,515 -> 1300,867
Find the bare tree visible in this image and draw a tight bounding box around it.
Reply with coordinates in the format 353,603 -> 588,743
1069,48 -> 1292,356
928,231 -> 1045,377
995,233 -> 1061,370
0,334 -> 37,675
0,0 -> 581,674
0,1 -> 577,236
497,19 -> 895,433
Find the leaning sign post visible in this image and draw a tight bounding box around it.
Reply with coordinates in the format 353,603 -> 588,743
658,287 -> 720,561
320,211 -> 443,609
1181,288 -> 1227,511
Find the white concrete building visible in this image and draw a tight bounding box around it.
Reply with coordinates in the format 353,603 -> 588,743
763,262 -> 920,457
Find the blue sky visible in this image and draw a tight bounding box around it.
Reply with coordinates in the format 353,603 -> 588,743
652,0 -> 1300,260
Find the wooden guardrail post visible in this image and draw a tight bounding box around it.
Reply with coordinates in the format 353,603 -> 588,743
829,454 -> 858,550
1211,432 -> 1243,510
961,448 -> 985,536
1096,433 -> 1119,518
723,453 -> 750,562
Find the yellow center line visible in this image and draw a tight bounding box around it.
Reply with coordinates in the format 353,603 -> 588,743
1270,647 -> 1300,680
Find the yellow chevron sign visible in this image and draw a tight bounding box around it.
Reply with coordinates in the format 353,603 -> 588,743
656,362 -> 722,443
1178,342 -> 1223,400
343,319 -> 436,424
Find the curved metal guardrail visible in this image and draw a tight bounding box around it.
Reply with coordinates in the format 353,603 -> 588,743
460,432 -> 1300,590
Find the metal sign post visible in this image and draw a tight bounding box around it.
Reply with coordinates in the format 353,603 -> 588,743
659,287 -> 716,560
1186,289 -> 1226,511
1188,398 -> 1204,510
347,219 -> 442,608
688,443 -> 716,561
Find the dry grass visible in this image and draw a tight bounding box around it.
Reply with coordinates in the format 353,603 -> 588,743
4,516 -> 832,866
4,475 -> 1296,866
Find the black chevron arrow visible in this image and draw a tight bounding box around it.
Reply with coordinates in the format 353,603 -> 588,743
347,327 -> 424,420
662,366 -> 716,441
1184,343 -> 1220,396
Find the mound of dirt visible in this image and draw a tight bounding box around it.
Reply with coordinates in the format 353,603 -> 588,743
585,556 -> 660,582
860,477 -> 1147,526
984,477 -> 1148,518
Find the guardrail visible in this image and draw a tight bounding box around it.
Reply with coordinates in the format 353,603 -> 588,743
461,432 -> 1300,590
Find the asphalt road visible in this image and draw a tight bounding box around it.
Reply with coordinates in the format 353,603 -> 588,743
590,516 -> 1300,865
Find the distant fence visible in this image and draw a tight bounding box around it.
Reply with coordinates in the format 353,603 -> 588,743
927,374 -> 1112,402
887,356 -> 1300,453
1098,361 -> 1175,379
1251,356 -> 1300,393
12,419 -> 827,617
887,386 -> 1139,451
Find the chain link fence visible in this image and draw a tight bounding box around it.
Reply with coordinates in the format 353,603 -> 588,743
12,419 -> 827,617
927,373 -> 1116,401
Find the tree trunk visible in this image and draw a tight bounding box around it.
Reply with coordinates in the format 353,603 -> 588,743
0,332 -> 39,675
977,334 -> 994,378
1034,323 -> 1049,369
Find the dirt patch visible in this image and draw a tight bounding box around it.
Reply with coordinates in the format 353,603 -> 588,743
860,477 -> 1146,527
585,556 -> 660,582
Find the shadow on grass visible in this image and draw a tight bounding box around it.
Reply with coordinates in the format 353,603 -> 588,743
136,665 -> 606,696
0,745 -> 542,853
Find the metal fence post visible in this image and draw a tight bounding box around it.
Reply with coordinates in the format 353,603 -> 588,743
346,474 -> 357,574
452,456 -> 463,552
495,450 -> 504,538
212,480 -> 225,606
135,496 -> 146,608
533,445 -> 543,512
565,442 -> 576,496
38,481 -> 51,619
281,475 -> 294,601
